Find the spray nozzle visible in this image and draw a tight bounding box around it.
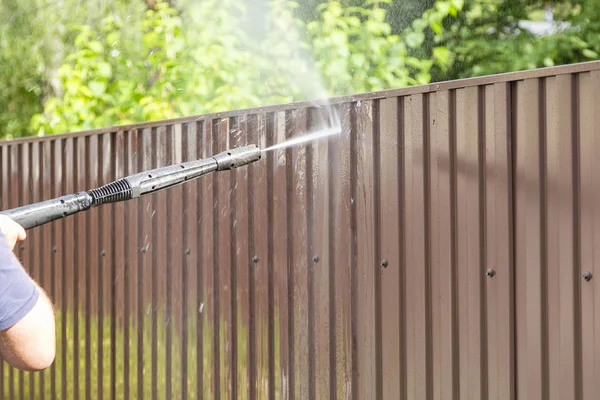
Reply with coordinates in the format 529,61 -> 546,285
213,144 -> 262,171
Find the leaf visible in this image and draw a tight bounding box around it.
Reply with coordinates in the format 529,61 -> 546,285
435,1 -> 451,15
87,40 -> 104,54
371,8 -> 386,23
404,31 -> 425,48
88,81 -> 106,96
106,32 -> 120,47
431,22 -> 443,35
451,0 -> 464,11
416,71 -> 431,84
583,49 -> 599,59
433,46 -> 451,66
97,63 -> 112,78
351,53 -> 366,67
411,18 -> 428,31
543,57 -> 554,67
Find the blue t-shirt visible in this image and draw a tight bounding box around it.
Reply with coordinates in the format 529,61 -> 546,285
0,230 -> 38,331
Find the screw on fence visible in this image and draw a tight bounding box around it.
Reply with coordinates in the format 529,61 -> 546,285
252,256 -> 259,263
486,269 -> 495,278
100,250 -> 106,257
583,272 -> 592,282
313,255 -> 319,263
381,259 -> 388,268
52,246 -> 57,253
185,248 -> 191,255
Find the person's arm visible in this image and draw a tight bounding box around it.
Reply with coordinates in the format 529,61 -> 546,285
0,215 -> 55,371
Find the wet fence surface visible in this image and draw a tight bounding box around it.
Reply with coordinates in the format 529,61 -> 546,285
1,60 -> 600,399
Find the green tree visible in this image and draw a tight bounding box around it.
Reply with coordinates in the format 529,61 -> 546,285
428,0 -> 600,80
0,0 -> 148,139
3,0 -> 600,138
31,0 -> 455,135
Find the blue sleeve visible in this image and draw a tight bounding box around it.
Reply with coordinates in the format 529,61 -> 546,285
0,231 -> 39,331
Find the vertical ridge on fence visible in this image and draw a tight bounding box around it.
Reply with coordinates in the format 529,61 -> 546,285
136,128 -> 147,399
284,110 -> 295,400
253,112 -> 269,400
229,117 -> 239,400
53,139 -> 62,399
233,116 -> 250,398
349,101 -> 359,400
195,120 -> 206,400
354,99 -> 377,400
124,129 -> 137,400
423,92 -> 434,400
327,105 -> 337,400
64,137 -> 74,400
18,142 -> 27,400
73,137 -> 81,399
404,93 -> 432,400
379,96 -> 403,400
99,134 -> 111,400
429,89 -> 453,400
306,108 -> 316,400
214,118 -> 230,400
483,82 -> 515,400
514,77 -> 546,399
41,141 -> 51,399
29,142 -> 39,400
181,122 -> 190,400
210,119 -> 221,400
579,69 -> 600,400
571,73 -> 583,400
110,132 -> 119,400
309,106 -> 332,400
265,113 -> 276,400
155,126 -> 168,400
372,99 -> 383,400
477,85 -> 490,400
247,115 -> 257,400
546,74 -> 577,400
166,125 -> 173,400
272,112 -> 290,400
199,119 -> 215,399
456,86 -> 485,400
330,102 -> 353,400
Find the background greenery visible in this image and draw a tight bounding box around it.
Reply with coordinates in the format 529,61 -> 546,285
0,0 -> 598,139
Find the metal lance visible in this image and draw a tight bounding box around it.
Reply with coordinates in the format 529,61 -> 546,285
0,144 -> 261,230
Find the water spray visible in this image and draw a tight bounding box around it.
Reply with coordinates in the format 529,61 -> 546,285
0,144 -> 261,230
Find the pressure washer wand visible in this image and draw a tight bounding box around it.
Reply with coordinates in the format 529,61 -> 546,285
0,144 -> 261,230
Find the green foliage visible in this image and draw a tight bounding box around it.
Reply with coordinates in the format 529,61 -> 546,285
31,2 -> 189,134
305,0 -> 462,93
430,0 -> 600,79
31,0 -> 460,135
307,0 -> 412,93
1,0 -> 599,138
0,0 -> 49,139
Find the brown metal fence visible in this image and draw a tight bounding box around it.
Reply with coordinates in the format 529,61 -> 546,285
1,60 -> 599,399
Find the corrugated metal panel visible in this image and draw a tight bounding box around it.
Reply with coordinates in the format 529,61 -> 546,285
0,61 -> 599,399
